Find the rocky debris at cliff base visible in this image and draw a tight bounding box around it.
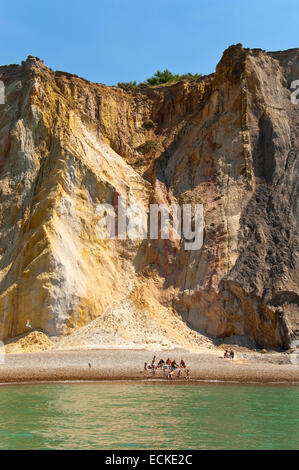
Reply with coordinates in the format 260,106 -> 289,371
52,300 -> 215,352
5,331 -> 54,354
3,300 -> 216,354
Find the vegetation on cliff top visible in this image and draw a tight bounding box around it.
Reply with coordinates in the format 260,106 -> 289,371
117,69 -> 202,91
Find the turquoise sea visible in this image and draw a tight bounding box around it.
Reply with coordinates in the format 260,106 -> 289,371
0,382 -> 298,450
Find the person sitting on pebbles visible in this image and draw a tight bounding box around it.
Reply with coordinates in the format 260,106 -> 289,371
180,359 -> 186,368
157,359 -> 165,368
163,363 -> 169,377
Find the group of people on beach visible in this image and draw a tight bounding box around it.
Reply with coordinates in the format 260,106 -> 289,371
224,350 -> 234,359
144,356 -> 190,380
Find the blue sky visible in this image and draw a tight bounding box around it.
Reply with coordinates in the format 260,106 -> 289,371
0,0 -> 298,85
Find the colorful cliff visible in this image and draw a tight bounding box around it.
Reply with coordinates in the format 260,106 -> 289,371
0,44 -> 298,348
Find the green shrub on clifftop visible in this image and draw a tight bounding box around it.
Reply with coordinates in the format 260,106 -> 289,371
117,69 -> 202,91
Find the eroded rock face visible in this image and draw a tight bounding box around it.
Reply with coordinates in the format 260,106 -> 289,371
0,45 -> 298,348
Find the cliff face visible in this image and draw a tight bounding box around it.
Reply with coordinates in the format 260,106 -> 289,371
0,44 -> 298,348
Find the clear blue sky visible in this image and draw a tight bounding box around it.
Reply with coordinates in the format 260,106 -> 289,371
0,0 -> 298,85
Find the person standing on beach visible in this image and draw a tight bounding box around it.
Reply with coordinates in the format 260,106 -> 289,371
151,356 -> 156,375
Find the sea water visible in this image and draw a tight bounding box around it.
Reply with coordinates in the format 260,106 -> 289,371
0,382 -> 298,449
